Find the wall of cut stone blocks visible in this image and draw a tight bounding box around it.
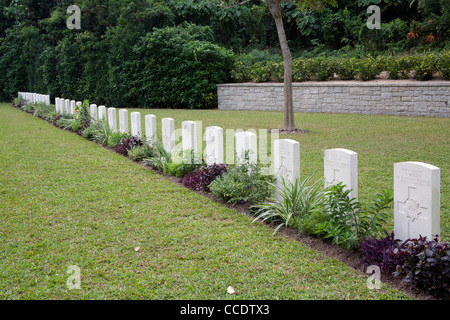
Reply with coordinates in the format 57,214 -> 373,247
217,82 -> 450,117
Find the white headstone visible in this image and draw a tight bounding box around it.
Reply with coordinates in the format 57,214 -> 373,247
131,112 -> 141,138
119,109 -> 128,134
235,131 -> 257,165
90,104 -> 98,121
108,108 -> 117,132
70,100 -> 76,115
162,117 -> 175,153
64,99 -> 70,115
205,126 -> 224,165
324,148 -> 358,200
55,97 -> 60,113
394,161 -> 440,242
145,114 -> 157,144
98,105 -> 107,121
273,139 -> 300,198
75,101 -> 81,118
182,121 -> 197,153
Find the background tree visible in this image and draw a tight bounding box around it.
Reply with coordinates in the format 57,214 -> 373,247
219,0 -> 337,131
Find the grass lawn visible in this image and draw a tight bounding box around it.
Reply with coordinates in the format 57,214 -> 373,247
0,102 -> 420,300
0,104 -> 418,299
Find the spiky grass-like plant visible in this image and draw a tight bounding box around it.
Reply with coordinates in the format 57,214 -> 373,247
251,172 -> 326,235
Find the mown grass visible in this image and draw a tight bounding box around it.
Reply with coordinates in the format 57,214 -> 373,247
126,107 -> 450,241
0,103 -> 414,300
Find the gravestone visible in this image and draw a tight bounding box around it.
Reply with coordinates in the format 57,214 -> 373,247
182,121 -> 197,153
98,105 -> 107,121
108,108 -> 117,132
119,109 -> 128,134
64,99 -> 70,115
70,100 -> 76,115
273,139 -> 300,198
324,148 -> 358,200
90,104 -> 98,121
205,126 -> 224,165
131,112 -> 142,138
235,131 -> 257,165
162,118 -> 175,153
394,161 -> 440,242
75,101 -> 81,118
145,114 -> 157,144
55,98 -> 60,113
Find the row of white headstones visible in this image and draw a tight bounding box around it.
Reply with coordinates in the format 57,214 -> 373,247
18,92 -> 50,105
26,93 -> 443,243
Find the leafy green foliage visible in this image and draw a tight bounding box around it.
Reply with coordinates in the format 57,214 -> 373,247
143,140 -> 172,172
127,144 -> 157,162
166,149 -> 203,177
315,183 -> 393,249
107,131 -> 130,149
133,23 -> 234,109
209,160 -> 274,206
437,51 -> 450,80
413,53 -> 438,80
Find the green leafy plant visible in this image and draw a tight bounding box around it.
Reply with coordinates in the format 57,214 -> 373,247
143,140 -> 172,172
251,172 -> 326,235
313,57 -> 336,81
127,144 -> 157,161
91,120 -> 112,146
55,113 -> 82,132
209,160 -> 274,206
75,100 -> 91,124
334,57 -> 356,80
354,56 -> 382,81
108,131 -> 130,149
32,102 -> 54,119
436,51 -> 450,80
414,54 -> 437,81
169,149 -> 203,177
292,58 -> 315,82
315,183 -> 393,249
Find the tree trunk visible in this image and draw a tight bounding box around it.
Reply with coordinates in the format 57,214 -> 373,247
265,0 -> 295,130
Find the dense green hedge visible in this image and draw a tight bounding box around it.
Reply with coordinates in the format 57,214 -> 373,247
133,24 -> 234,109
231,51 -> 450,82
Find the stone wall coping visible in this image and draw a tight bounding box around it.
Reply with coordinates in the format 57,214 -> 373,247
217,81 -> 450,88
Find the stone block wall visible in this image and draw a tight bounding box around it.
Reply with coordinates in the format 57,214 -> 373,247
217,81 -> 450,117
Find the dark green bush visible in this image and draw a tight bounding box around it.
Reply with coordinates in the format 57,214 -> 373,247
414,54 -> 438,81
354,56 -> 382,81
292,58 -> 315,82
133,23 -> 234,109
437,51 -> 450,80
